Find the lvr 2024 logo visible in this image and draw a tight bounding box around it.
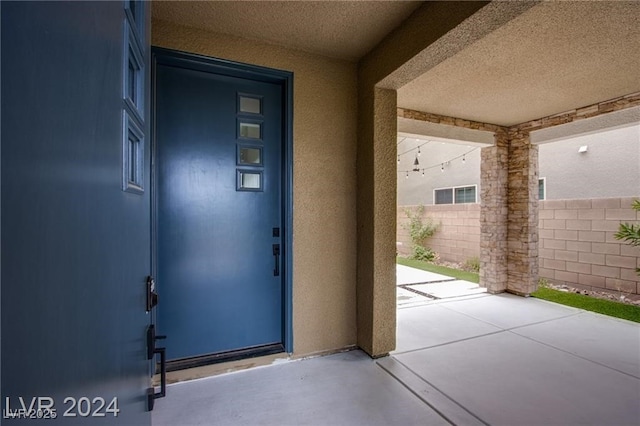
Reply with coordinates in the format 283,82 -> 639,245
3,397 -> 57,419
3,396 -> 119,419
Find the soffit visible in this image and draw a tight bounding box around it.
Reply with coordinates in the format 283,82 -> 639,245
151,1 -> 423,61
152,1 -> 640,128
397,1 -> 640,127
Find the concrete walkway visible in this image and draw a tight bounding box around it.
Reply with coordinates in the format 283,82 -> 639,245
397,264 -> 486,306
154,294 -> 640,425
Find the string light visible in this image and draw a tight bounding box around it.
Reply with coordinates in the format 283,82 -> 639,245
397,147 -> 479,176
397,139 -> 431,159
405,171 -> 409,179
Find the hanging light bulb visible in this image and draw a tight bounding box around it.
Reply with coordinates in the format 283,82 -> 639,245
462,154 -> 466,163
405,171 -> 409,179
421,170 -> 425,177
418,146 -> 421,157
397,155 -> 400,164
441,163 -> 444,172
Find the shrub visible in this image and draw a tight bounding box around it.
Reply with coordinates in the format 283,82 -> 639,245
403,205 -> 438,245
402,205 -> 439,262
411,245 -> 438,262
614,199 -> 640,275
463,257 -> 480,273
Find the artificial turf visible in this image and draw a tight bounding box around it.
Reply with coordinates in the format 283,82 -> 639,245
532,286 -> 640,323
397,257 -> 640,323
396,257 -> 479,283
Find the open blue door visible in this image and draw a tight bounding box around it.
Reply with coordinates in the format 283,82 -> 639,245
2,1 -> 152,423
153,49 -> 292,369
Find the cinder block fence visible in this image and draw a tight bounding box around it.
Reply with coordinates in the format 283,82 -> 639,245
539,197 -> 640,295
397,197 -> 640,295
397,204 -> 480,264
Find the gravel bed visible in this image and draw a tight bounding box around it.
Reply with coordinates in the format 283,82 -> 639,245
434,260 -> 640,307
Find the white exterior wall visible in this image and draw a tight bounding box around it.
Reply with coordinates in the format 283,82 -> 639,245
397,139 -> 481,205
538,124 -> 640,200
397,123 -> 639,204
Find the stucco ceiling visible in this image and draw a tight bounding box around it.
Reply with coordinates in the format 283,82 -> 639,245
151,1 -> 423,61
398,1 -> 640,126
152,1 -> 640,127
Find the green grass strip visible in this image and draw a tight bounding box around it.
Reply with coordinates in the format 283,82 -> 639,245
398,257 -> 640,323
532,287 -> 640,323
397,257 -> 479,283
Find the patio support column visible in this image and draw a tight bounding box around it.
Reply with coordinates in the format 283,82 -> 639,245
356,86 -> 397,357
355,0 -> 537,356
506,129 -> 539,295
481,128 -> 540,295
480,129 -> 509,292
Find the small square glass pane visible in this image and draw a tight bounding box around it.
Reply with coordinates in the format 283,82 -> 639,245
239,96 -> 261,114
239,147 -> 262,165
239,122 -> 261,139
239,171 -> 261,190
128,56 -> 137,104
128,138 -> 138,183
122,111 -> 144,194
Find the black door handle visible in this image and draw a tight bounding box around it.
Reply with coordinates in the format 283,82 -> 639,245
147,325 -> 167,411
154,346 -> 167,399
273,244 -> 280,277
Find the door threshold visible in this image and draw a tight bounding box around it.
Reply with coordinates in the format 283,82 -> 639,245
165,343 -> 285,372
156,347 -> 290,385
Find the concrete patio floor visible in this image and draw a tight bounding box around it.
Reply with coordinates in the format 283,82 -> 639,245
154,292 -> 640,425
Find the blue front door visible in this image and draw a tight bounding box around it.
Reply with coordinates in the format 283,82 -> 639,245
2,1 -> 152,421
154,52 -> 285,364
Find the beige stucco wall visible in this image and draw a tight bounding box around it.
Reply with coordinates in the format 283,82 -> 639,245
152,19 -> 358,357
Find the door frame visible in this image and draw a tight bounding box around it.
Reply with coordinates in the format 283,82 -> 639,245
150,47 -> 294,355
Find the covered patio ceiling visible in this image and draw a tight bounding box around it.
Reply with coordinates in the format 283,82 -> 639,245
152,1 -> 640,127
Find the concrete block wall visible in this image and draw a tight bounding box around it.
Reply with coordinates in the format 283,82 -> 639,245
397,204 -> 480,264
398,196 -> 640,295
539,197 -> 640,295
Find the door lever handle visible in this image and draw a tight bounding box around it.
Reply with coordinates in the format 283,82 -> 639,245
273,244 -> 280,277
146,325 -> 167,411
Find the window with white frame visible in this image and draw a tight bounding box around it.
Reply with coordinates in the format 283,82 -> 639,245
539,178 -> 546,200
434,185 -> 477,205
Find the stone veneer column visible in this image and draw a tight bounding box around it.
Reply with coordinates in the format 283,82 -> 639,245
506,129 -> 539,295
480,130 -> 509,292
